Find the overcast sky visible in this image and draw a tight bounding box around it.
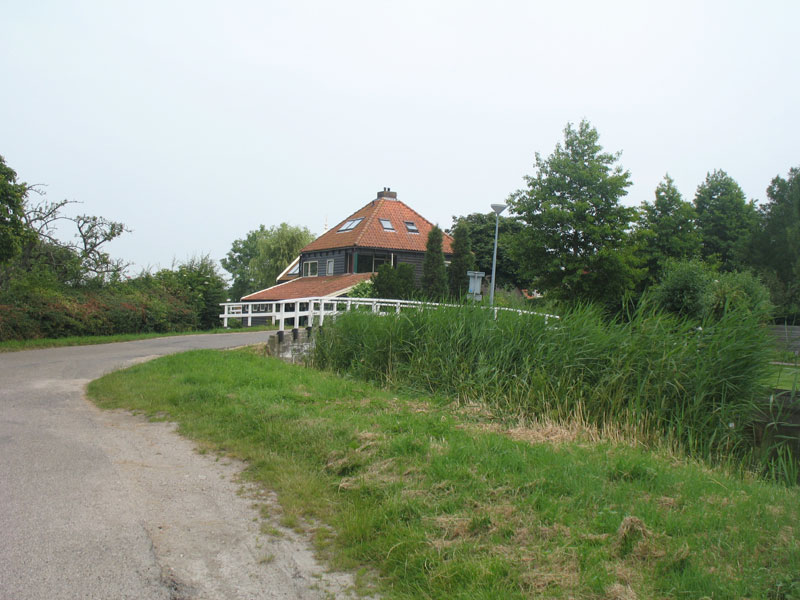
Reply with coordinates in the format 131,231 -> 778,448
2,1 -> 798,275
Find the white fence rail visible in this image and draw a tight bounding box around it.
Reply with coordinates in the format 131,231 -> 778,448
219,297 -> 558,329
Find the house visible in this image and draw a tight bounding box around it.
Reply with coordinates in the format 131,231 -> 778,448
241,188 -> 454,302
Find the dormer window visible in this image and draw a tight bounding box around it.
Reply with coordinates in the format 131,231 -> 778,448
338,218 -> 363,232
379,219 -> 395,231
404,221 -> 419,233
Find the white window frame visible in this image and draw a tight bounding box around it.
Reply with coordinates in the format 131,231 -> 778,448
302,261 -> 318,277
379,218 -> 395,231
338,217 -> 363,232
326,258 -> 335,275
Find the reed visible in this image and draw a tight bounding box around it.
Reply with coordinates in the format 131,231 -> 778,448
313,300 -> 783,476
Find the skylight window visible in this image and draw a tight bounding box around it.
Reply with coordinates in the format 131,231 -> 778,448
338,217 -> 363,232
379,219 -> 395,231
404,221 -> 419,233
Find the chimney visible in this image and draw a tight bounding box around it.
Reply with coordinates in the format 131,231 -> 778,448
376,187 -> 397,200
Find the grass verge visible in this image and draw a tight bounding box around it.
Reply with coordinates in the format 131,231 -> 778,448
0,325 -> 276,353
87,349 -> 800,599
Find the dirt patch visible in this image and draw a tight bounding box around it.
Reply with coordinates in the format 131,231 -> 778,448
88,403 -> 363,599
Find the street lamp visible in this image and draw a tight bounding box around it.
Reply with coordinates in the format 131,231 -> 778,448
489,203 -> 507,307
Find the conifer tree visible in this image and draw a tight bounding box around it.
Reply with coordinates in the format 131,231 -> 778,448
447,222 -> 475,298
421,225 -> 447,301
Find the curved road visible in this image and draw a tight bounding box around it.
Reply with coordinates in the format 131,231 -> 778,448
0,332 -> 352,599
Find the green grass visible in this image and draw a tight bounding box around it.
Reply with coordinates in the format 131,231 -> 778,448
88,350 -> 800,599
768,363 -> 800,392
0,325 -> 276,353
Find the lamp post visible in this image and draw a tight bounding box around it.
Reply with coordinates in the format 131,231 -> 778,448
489,203 -> 507,307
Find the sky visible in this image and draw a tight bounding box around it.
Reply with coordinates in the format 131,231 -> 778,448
2,1 -> 798,276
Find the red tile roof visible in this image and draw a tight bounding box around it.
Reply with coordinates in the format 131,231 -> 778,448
301,197 -> 454,254
241,273 -> 373,301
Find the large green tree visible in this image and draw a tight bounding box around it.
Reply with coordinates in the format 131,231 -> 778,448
446,222 -> 475,298
693,170 -> 758,271
0,155 -> 30,263
634,174 -> 701,285
421,225 -> 447,301
750,166 -> 800,317
222,223 -> 314,299
507,120 -> 638,304
449,212 -> 522,289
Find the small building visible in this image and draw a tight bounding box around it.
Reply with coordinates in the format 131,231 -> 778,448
241,188 -> 454,302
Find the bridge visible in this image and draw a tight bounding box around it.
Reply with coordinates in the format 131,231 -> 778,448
219,297 -> 558,329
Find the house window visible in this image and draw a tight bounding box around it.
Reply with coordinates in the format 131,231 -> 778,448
404,221 -> 419,233
373,253 -> 390,269
303,261 -> 318,277
379,218 -> 395,231
338,218 -> 363,232
326,258 -> 335,275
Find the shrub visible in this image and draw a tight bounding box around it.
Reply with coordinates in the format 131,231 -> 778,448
348,279 -> 375,298
652,260 -> 773,324
650,259 -> 713,320
710,270 -> 773,321
371,263 -> 416,299
0,272 -> 201,340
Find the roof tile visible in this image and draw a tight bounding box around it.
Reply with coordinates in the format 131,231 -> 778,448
302,197 -> 453,254
241,273 -> 373,301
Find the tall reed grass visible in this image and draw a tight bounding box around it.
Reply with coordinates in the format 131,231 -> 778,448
313,302 -> 781,474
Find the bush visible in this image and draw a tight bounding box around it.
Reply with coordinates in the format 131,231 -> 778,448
710,270 -> 773,321
0,272 -> 201,341
651,259 -> 713,320
651,260 -> 773,324
347,279 -> 375,299
371,263 -> 416,299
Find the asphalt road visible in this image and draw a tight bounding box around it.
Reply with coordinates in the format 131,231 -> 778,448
0,332 -> 353,600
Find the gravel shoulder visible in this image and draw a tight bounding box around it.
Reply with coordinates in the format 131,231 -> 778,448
88,405 -> 355,600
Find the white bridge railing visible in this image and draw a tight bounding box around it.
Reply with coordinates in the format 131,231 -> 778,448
220,297 -> 558,329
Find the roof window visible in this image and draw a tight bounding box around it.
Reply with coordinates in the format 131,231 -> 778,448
404,221 -> 419,233
338,217 -> 363,232
379,218 -> 395,231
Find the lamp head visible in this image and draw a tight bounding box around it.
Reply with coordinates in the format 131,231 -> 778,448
491,203 -> 507,216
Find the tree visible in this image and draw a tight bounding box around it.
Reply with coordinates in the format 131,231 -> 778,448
750,166 -> 800,317
447,222 -> 475,298
222,223 -> 314,299
155,255 -> 227,330
371,263 -> 416,299
693,170 -> 758,271
421,225 -> 447,300
507,120 -> 638,305
0,155 -> 30,263
449,212 -> 522,289
1,157 -> 129,288
634,174 -> 701,285
16,196 -> 129,284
